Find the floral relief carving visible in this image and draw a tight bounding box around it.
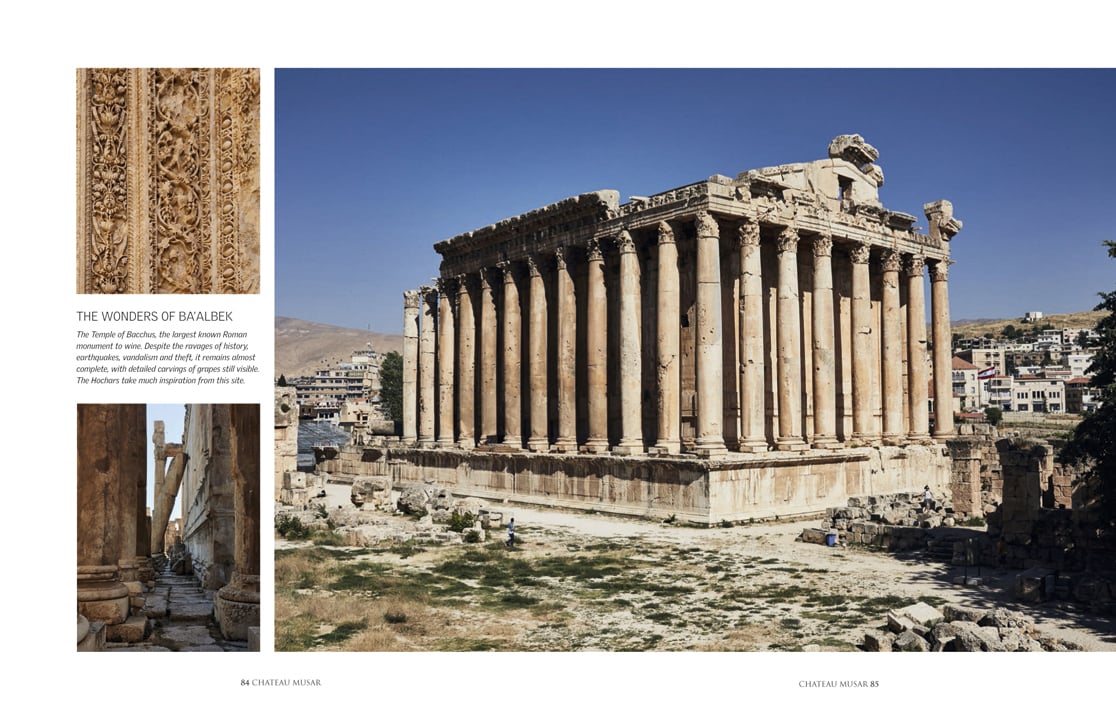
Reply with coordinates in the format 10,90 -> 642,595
86,69 -> 131,294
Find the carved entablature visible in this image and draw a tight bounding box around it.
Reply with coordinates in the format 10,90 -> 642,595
77,68 -> 260,294
614,181 -> 709,219
924,199 -> 963,244
827,134 -> 880,167
435,191 -> 618,275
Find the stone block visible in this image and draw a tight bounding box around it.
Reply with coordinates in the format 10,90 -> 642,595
979,608 -> 1034,630
106,615 -> 150,643
886,611 -> 918,634
862,631 -> 894,652
799,528 -> 829,545
893,630 -> 929,652
248,627 -> 261,652
897,603 -> 944,628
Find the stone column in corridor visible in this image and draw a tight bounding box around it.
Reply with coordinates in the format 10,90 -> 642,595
930,259 -> 955,438
401,290 -> 419,444
215,404 -> 261,644
737,219 -> 767,452
613,230 -> 643,455
582,239 -> 609,453
418,286 -> 437,446
880,249 -> 905,444
436,278 -> 456,446
479,269 -> 498,444
776,227 -> 807,450
906,255 -> 931,441
554,246 -> 577,452
77,404 -> 143,633
811,234 -> 838,448
694,212 -> 727,456
455,276 -> 475,449
849,243 -> 874,444
526,254 -> 549,452
500,261 -> 523,447
653,222 -> 681,455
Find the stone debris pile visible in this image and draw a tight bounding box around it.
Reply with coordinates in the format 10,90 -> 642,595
800,492 -> 957,550
862,601 -> 1082,652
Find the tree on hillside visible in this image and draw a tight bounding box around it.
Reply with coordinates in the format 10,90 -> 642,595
277,374 -> 288,387
379,351 -> 403,422
1061,240 -> 1116,529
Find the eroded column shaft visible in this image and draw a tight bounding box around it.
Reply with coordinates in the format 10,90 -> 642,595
501,264 -> 522,446
402,290 -> 419,443
654,223 -> 681,454
584,240 -> 609,452
881,249 -> 904,443
811,235 -> 838,447
931,260 -> 955,437
776,227 -> 805,449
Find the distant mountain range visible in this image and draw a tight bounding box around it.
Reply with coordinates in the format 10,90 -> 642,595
275,317 -> 403,379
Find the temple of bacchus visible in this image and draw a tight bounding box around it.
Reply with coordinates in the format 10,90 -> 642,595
327,135 -> 963,524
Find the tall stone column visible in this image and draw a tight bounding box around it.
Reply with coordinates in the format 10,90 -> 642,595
737,220 -> 767,453
500,262 -> 523,447
930,259 -> 955,438
77,404 -> 142,630
151,421 -> 168,554
906,255 -> 931,441
653,222 -> 681,455
811,234 -> 838,448
880,249 -> 904,444
614,231 -> 643,455
456,275 -> 475,449
583,239 -> 609,453
526,254 -> 550,451
776,227 -> 807,450
436,278 -> 456,446
418,286 -> 437,446
402,290 -> 419,444
694,212 -> 727,456
152,443 -> 184,555
215,404 -> 261,644
849,243 -> 874,444
479,269 -> 499,444
554,246 -> 577,452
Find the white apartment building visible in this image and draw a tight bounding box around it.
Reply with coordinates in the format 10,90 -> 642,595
1011,377 -> 1066,414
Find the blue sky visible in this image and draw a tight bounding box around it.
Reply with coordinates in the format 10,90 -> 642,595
276,69 -> 1116,334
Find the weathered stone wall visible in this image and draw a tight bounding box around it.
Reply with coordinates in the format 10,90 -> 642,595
181,405 -> 236,590
274,387 -> 299,499
316,442 -> 950,525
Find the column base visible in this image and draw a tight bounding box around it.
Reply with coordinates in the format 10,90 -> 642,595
417,437 -> 436,449
580,438 -> 610,454
693,442 -> 728,458
776,437 -> 809,452
435,438 -> 455,448
77,566 -> 130,626
552,438 -> 578,453
738,439 -> 770,453
612,441 -> 644,456
649,441 -> 681,456
526,438 -> 550,453
810,436 -> 842,449
216,574 -> 261,644
456,437 -> 476,451
849,433 -> 879,448
907,433 -> 934,445
881,434 -> 906,446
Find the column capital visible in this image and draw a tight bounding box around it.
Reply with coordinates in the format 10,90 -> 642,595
526,252 -> 544,277
737,218 -> 760,248
696,210 -> 719,238
436,277 -> 457,297
587,238 -> 604,262
849,242 -> 871,265
555,245 -> 570,271
776,226 -> 798,254
812,233 -> 833,258
497,259 -> 517,284
881,248 -> 902,273
929,258 -> 950,283
905,254 -> 926,278
657,220 -> 676,246
617,229 -> 635,254
479,267 -> 494,289
403,289 -> 420,308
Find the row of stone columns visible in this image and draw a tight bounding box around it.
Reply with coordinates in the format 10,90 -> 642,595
402,213 -> 953,454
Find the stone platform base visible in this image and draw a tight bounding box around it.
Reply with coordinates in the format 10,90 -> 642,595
316,442 -> 951,525
107,615 -> 151,643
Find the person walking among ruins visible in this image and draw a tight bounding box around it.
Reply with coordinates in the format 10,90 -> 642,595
922,485 -> 934,512
506,517 -> 516,548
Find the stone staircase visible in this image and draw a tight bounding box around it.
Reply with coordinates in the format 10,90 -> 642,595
105,565 -> 248,652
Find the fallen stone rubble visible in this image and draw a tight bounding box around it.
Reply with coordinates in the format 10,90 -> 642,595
862,601 -> 1082,652
800,492 -> 958,550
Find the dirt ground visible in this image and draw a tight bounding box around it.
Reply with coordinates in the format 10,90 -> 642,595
275,499 -> 1116,652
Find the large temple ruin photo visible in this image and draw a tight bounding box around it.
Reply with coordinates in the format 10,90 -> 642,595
322,135 -> 963,524
77,403 -> 261,651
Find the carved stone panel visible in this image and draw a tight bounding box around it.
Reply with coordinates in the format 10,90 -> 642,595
77,68 -> 260,294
